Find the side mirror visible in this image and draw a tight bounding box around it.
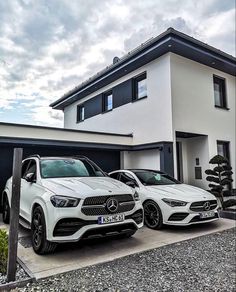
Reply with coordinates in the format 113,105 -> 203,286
25,173 -> 35,183
126,181 -> 137,188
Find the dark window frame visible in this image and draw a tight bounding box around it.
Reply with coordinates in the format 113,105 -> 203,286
217,140 -> 230,163
132,72 -> 147,101
213,75 -> 228,110
77,104 -> 85,123
102,90 -> 113,113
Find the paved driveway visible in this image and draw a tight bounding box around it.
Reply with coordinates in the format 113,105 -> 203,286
1,218 -> 235,279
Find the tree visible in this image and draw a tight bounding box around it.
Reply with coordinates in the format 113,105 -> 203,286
205,155 -> 233,209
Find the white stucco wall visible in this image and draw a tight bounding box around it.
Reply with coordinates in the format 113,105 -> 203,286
122,149 -> 160,170
171,53 -> 236,188
64,54 -> 173,145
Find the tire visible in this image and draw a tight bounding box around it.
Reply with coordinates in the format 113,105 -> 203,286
31,206 -> 57,255
143,200 -> 163,230
2,194 -> 10,224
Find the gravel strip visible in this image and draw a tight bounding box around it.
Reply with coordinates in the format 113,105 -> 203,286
17,228 -> 236,292
0,264 -> 28,285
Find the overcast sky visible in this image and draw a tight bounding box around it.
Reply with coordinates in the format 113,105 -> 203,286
0,0 -> 235,127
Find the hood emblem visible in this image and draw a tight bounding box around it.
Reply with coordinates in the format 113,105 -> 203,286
203,201 -> 211,211
106,198 -> 119,213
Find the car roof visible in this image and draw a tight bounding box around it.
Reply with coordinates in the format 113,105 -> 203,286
25,155 -> 89,160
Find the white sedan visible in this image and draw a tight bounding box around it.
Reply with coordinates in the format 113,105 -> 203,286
109,169 -> 219,229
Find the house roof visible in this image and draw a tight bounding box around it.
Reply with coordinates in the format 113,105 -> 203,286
51,27 -> 236,110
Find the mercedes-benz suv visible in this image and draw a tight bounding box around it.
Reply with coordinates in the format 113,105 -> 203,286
2,156 -> 143,254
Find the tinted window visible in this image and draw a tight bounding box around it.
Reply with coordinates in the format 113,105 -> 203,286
134,171 -> 180,186
77,105 -> 85,122
109,172 -> 120,180
21,160 -> 31,178
133,73 -> 147,100
103,91 -> 113,112
40,159 -> 105,178
24,160 -> 37,180
213,76 -> 227,108
119,172 -> 136,184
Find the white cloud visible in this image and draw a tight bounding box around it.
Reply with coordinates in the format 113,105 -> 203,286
0,0 -> 235,127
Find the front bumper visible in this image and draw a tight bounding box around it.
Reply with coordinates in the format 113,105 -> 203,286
45,200 -> 143,242
160,201 -> 219,226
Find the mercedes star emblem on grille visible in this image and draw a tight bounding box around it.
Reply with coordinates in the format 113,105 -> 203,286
106,198 -> 119,213
203,201 -> 211,211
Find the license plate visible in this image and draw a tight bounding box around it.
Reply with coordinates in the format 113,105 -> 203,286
98,214 -> 125,224
199,211 -> 215,219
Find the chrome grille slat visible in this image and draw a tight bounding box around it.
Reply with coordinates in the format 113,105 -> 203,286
190,200 -> 217,212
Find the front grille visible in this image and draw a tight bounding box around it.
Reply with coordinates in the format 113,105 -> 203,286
168,213 -> 189,221
83,194 -> 133,205
82,194 -> 135,216
190,200 -> 217,212
190,213 -> 219,223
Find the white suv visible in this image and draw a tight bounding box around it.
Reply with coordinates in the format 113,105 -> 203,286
2,156 -> 143,254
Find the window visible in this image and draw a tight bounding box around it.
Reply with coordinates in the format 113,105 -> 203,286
23,160 -> 37,180
77,105 -> 85,122
133,170 -> 180,186
103,91 -> 113,112
109,172 -> 120,180
217,141 -> 230,162
40,158 -> 105,178
213,76 -> 227,109
119,172 -> 136,184
133,73 -> 147,100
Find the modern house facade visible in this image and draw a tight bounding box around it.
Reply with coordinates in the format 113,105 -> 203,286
50,28 -> 236,190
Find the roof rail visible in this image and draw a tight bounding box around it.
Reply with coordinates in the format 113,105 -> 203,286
27,154 -> 41,159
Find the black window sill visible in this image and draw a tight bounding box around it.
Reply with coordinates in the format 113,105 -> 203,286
76,119 -> 85,123
132,95 -> 147,103
215,105 -> 230,111
102,109 -> 113,114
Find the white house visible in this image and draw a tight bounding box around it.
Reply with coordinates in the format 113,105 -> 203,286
51,28 -> 236,190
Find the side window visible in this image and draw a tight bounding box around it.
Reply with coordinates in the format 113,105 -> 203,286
21,160 -> 31,178
109,172 -> 120,180
24,160 -> 37,180
119,172 -> 136,184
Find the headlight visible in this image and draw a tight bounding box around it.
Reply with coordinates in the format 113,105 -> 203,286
162,198 -> 187,207
133,191 -> 140,201
50,195 -> 80,207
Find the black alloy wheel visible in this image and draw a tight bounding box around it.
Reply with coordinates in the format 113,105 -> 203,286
143,200 -> 163,229
31,206 -> 57,254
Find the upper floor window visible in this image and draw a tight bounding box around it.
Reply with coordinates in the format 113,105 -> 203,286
213,75 -> 227,109
133,73 -> 147,100
77,105 -> 85,122
103,91 -> 113,112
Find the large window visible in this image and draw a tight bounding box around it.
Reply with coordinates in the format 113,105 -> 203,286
133,73 -> 147,100
103,91 -> 113,112
213,75 -> 227,109
217,141 -> 230,162
77,105 -> 85,122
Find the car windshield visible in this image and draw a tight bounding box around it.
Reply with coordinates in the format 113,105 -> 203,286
40,158 -> 105,178
134,171 -> 181,186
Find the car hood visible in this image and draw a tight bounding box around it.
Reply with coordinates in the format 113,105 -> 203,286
145,184 -> 216,201
42,177 -> 133,198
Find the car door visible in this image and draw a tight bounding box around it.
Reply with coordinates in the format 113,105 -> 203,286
20,159 -> 37,221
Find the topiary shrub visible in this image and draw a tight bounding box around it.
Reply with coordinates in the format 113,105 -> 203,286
0,229 -> 8,274
205,155 -> 233,209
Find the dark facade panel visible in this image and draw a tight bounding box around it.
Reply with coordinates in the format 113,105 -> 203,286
113,79 -> 133,108
84,94 -> 103,119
